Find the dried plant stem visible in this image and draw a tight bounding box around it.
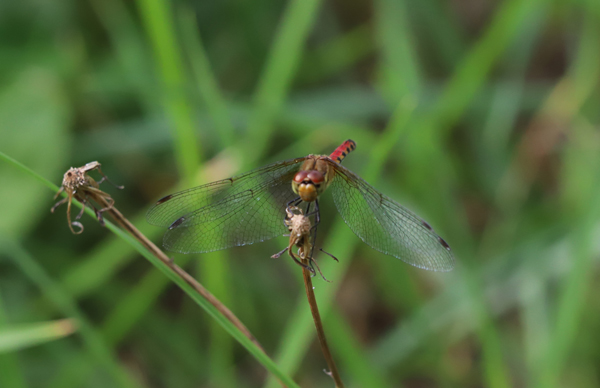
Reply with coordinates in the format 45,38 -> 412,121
300,257 -> 345,388
93,196 -> 264,351
98,197 -> 290,388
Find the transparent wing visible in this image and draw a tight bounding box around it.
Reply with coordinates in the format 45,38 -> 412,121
147,158 -> 306,253
330,163 -> 454,271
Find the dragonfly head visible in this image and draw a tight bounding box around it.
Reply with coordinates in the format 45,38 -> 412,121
292,170 -> 325,202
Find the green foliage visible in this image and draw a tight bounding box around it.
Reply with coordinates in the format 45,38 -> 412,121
0,319 -> 76,354
1,0 -> 600,387
0,71 -> 70,237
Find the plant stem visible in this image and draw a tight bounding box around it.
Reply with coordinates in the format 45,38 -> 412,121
97,197 -> 263,349
300,258 -> 345,388
95,196 -> 291,388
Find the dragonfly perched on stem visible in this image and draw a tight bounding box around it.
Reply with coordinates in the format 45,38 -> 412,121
271,206 -> 337,280
147,140 -> 454,272
51,161 -> 123,234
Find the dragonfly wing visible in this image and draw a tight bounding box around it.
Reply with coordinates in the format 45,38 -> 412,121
330,164 -> 454,271
147,158 -> 306,253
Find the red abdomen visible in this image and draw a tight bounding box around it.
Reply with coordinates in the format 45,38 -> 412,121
329,139 -> 357,164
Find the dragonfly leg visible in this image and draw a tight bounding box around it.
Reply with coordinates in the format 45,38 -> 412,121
50,197 -> 68,213
309,256 -> 331,282
96,197 -> 115,217
288,249 -> 315,275
308,199 -> 321,259
65,193 -> 84,235
75,196 -> 88,220
53,186 -> 65,200
287,196 -> 302,209
319,248 -> 339,262
85,202 -> 105,226
271,247 -> 288,259
305,202 -> 319,220
96,166 -> 124,189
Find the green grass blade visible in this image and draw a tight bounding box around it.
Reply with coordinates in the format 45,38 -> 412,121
136,0 -> 201,185
538,27 -> 600,378
326,309 -> 393,388
402,0 -> 546,183
90,0 -> 157,111
176,15 -> 239,382
0,319 -> 76,354
432,0 -> 545,127
1,242 -> 141,388
375,0 -> 422,102
199,252 -> 236,388
0,291 -> 27,388
408,0 -> 465,69
49,256 -> 192,388
179,8 -> 236,148
244,0 -> 323,162
297,24 -> 374,85
58,221 -> 161,299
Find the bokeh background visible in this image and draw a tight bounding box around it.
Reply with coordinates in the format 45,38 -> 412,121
1,0 -> 600,387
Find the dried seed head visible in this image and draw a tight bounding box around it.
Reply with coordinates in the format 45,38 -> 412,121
62,167 -> 87,191
285,206 -> 311,239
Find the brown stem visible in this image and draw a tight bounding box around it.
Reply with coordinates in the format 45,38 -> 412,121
93,197 -> 262,349
88,195 -> 290,388
300,257 -> 345,388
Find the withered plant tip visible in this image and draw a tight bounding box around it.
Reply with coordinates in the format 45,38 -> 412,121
271,206 -> 337,281
51,161 -> 123,234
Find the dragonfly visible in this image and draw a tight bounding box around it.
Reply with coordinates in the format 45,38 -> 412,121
147,140 -> 454,272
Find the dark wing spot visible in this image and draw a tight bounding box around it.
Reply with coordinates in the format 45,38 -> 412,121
156,194 -> 173,204
169,216 -> 186,230
438,237 -> 451,250
421,220 -> 433,230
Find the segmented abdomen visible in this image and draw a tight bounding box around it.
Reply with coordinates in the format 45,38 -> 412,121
329,139 -> 357,164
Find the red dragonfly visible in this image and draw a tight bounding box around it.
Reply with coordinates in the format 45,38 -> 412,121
147,140 -> 454,271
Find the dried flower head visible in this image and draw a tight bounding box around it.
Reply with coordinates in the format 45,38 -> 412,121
51,161 -> 123,234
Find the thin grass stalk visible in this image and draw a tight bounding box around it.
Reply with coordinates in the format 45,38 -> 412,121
95,196 -> 263,349
0,151 -> 297,388
282,206 -> 345,387
300,261 -> 344,388
89,196 -> 292,388
244,0 -> 322,163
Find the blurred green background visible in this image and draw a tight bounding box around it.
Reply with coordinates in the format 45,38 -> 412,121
1,0 -> 600,387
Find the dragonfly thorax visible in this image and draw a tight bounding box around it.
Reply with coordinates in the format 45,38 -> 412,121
292,157 -> 334,202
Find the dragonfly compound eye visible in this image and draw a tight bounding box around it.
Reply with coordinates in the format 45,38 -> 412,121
306,170 -> 324,184
293,170 -> 309,183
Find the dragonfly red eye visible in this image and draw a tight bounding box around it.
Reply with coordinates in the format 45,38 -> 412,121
306,171 -> 324,184
294,170 -> 309,183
